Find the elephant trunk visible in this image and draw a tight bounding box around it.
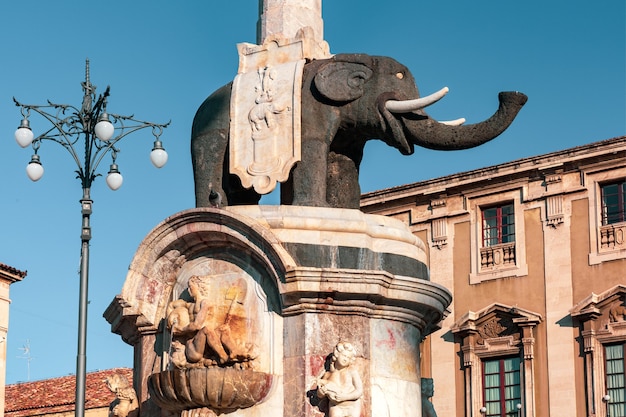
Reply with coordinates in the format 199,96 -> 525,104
399,91 -> 528,151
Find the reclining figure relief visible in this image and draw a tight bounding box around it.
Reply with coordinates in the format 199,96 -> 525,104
166,274 -> 258,369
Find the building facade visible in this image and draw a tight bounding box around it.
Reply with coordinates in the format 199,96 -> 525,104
4,368 -> 133,417
361,136 -> 626,417
0,263 -> 26,417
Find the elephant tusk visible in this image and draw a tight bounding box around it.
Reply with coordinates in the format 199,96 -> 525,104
385,86 -> 449,113
440,118 -> 466,126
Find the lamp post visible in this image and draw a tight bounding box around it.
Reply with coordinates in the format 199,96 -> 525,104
13,59 -> 170,417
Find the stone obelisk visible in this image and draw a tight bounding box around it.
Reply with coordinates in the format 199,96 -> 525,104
257,0 -> 325,45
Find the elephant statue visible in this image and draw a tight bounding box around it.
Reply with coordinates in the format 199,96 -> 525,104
191,53 -> 527,209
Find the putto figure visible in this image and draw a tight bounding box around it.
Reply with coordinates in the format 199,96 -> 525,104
317,342 -> 363,417
105,373 -> 138,417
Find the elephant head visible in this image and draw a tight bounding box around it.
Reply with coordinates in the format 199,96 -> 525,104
191,53 -> 527,209
310,54 -> 527,156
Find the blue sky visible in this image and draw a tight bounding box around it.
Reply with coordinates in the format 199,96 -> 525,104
1,1 -> 624,384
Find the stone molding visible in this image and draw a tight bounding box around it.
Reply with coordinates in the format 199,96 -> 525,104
105,206 -> 443,336
281,266 -> 451,334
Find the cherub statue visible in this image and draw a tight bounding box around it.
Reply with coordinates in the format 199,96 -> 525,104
105,373 -> 138,417
316,342 -> 363,417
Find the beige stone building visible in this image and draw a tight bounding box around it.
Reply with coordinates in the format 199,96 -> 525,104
361,136 -> 626,417
0,263 -> 26,417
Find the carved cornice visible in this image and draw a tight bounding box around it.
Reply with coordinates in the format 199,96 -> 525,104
281,266 -> 451,335
104,295 -> 156,345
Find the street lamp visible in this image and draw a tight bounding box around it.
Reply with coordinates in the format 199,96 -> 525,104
13,59 -> 170,417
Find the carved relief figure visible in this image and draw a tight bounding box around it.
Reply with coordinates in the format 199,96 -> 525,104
317,342 -> 363,417
192,53 -> 527,208
421,378 -> 438,417
247,66 -> 289,175
106,373 -> 138,417
166,275 -> 258,369
248,67 -> 287,136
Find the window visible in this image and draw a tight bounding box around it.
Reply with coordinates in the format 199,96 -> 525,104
606,343 -> 626,417
586,170 -> 626,264
602,180 -> 626,225
571,286 -> 626,416
468,189 -> 528,283
482,203 -> 515,247
452,304 -> 540,416
478,203 -> 517,273
483,357 -> 522,417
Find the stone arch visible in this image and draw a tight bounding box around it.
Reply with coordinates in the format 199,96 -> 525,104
106,207 -> 295,343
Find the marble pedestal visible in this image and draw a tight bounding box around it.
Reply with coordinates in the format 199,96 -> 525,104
105,206 -> 451,417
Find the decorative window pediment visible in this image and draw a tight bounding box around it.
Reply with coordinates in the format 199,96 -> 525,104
572,285 -> 626,346
453,303 -> 542,359
453,303 -> 542,336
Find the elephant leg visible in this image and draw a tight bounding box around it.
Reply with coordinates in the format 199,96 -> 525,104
192,130 -> 224,207
192,82 -> 262,207
192,129 -> 229,207
223,172 -> 262,206
192,129 -> 261,207
290,138 -> 330,207
326,151 -> 361,209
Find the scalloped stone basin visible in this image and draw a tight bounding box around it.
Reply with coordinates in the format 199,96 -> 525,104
148,368 -> 274,412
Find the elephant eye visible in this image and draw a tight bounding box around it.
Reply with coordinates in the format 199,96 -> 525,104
396,72 -> 404,80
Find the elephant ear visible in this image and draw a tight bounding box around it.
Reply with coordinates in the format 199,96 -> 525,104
314,62 -> 373,102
